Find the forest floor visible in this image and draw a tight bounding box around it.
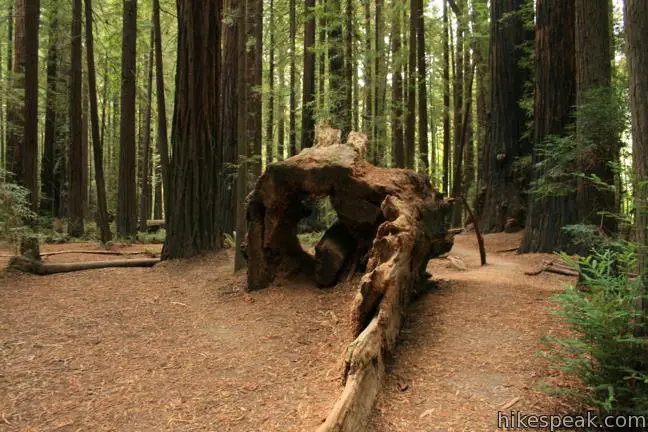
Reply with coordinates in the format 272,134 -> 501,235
0,232 -> 580,431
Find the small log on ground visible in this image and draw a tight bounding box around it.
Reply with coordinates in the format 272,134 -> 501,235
8,256 -> 160,275
146,219 -> 166,233
243,124 -> 453,431
39,250 -> 158,258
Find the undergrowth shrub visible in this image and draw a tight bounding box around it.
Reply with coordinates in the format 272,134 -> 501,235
0,173 -> 36,247
544,243 -> 648,417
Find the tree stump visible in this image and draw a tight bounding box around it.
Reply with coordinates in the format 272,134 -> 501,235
20,235 -> 41,261
243,125 -> 454,431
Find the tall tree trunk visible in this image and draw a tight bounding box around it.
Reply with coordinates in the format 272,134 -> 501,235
235,0 -> 250,270
318,0 -> 326,113
329,0 -> 348,136
41,7 -> 59,215
575,0 -> 616,232
289,0 -> 297,155
277,56 -> 285,161
4,3 -> 12,174
139,28 -> 154,232
23,0 -> 39,211
219,0 -> 239,235
474,0 -> 488,212
362,0 -> 372,142
163,0 -> 222,259
266,0 -> 275,166
153,0 -> 169,220
624,0 -> 648,327
520,0 -> 577,253
288,0 -> 298,157
405,0 -> 416,169
84,0 -> 112,242
391,0 -> 404,168
301,0 -> 316,149
344,0 -> 353,136
480,0 -> 532,233
374,0 -> 386,165
442,0 -> 450,194
6,0 -> 24,181
82,75 -> 89,216
248,0 -> 263,178
69,0 -> 85,237
450,1 -> 464,226
117,0 -> 137,237
415,0 -> 428,172
462,24 -> 473,201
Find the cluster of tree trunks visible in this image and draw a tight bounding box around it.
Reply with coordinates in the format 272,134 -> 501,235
242,125 -> 453,430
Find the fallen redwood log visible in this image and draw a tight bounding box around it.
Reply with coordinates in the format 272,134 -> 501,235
242,125 -> 453,431
38,250 -> 158,258
8,256 -> 161,275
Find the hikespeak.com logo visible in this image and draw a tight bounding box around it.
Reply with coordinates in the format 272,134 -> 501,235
497,410 -> 647,430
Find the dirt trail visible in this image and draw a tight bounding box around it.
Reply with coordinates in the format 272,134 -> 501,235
0,245 -> 354,432
370,232 -> 578,431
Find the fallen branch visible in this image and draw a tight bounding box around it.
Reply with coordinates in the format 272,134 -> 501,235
525,260 -> 579,277
8,256 -> 160,275
39,250 -> 157,258
496,247 -> 519,253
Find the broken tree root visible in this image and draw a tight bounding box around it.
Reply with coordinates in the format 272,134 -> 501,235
8,256 -> 160,275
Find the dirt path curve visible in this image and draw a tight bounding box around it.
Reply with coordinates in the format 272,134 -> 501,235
370,232 -> 577,432
0,245 -> 354,431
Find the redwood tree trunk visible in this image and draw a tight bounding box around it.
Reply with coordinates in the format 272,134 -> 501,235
117,0 -> 137,237
41,7 -> 59,215
153,0 -> 169,221
415,0 -> 428,172
624,0 -> 648,319
6,0 -> 24,181
405,0 -> 416,169
23,0 -> 39,211
391,0 -> 404,168
575,0 -> 617,233
301,0 -> 316,149
163,0 -> 222,259
85,0 -> 112,242
442,0 -> 450,194
139,28 -> 154,232
266,0 -> 275,166
480,0 -> 533,233
219,0 -> 239,234
69,0 -> 85,237
520,0 -> 578,253
289,0 -> 297,155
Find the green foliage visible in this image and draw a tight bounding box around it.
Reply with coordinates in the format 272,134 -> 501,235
544,244 -> 648,416
298,231 -> 324,249
136,228 -> 166,244
0,173 -> 36,246
530,85 -> 628,202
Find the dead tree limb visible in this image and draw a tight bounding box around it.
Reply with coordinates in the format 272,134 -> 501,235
8,256 -> 160,275
39,250 -> 158,257
459,195 -> 486,266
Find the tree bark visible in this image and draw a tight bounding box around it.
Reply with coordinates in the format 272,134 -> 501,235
329,0 -> 348,136
480,0 -> 533,233
23,0 -> 39,211
153,0 -> 169,221
520,0 -> 578,253
450,1 -> 464,226
301,0 -> 316,149
3,3 -> 12,175
391,0 -> 404,168
266,0 -> 275,166
85,0 -> 112,243
442,0 -> 450,194
624,0 -> 648,322
374,0 -> 386,165
415,0 -> 428,173
405,0 -> 416,169
139,28 -> 154,232
69,0 -> 85,237
219,0 -> 239,235
163,0 -> 223,259
117,0 -> 138,237
6,0 -> 24,182
289,0 -> 297,155
575,0 -> 617,233
9,256 -> 160,275
41,6 -> 59,215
